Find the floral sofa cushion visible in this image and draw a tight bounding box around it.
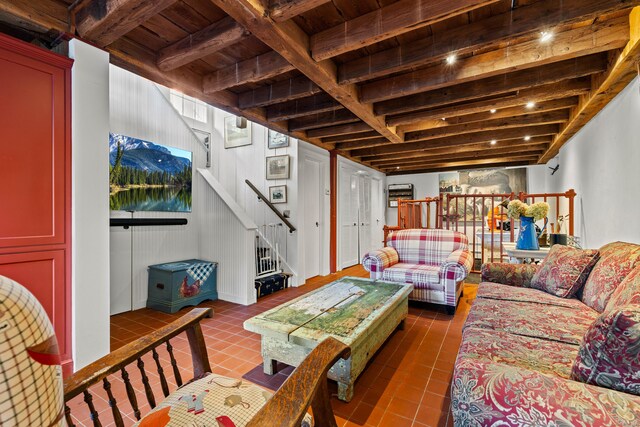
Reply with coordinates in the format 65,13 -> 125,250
581,242 -> 640,312
458,327 -> 578,379
134,374 -> 312,427
465,298 -> 599,345
606,266 -> 640,311
477,282 -> 587,310
480,262 -> 539,288
530,245 -> 599,297
571,305 -> 640,396
452,358 -> 640,427
382,263 -> 441,289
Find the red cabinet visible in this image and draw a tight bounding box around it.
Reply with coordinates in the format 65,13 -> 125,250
0,34 -> 73,375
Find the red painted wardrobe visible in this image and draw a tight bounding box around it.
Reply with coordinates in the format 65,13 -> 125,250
0,33 -> 74,375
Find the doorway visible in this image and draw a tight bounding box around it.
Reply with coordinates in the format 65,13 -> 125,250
303,158 -> 322,279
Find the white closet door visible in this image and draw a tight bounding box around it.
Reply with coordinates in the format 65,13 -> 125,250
358,176 -> 372,258
370,178 -> 384,248
339,168 -> 359,268
303,159 -> 321,279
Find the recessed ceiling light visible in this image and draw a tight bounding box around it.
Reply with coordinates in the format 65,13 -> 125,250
441,117 -> 446,121
526,101 -> 536,109
396,166 -> 400,170
446,54 -> 456,65
490,140 -> 497,145
540,31 -> 554,43
524,136 -> 531,141
490,109 -> 497,114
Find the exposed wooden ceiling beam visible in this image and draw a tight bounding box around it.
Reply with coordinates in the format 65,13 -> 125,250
210,0 -> 403,143
72,0 -> 177,47
378,154 -> 545,172
203,50 -> 294,93
386,161 -> 532,175
0,0 -> 68,34
238,75 -> 322,109
269,0 -> 332,22
398,98 -> 579,133
335,137 -> 390,151
339,0 -> 640,85
364,137 -> 552,163
288,109 -> 358,131
321,131 -> 380,143
157,17 -> 249,71
310,0 -> 498,61
351,124 -> 559,157
361,16 -> 628,104
383,156 -> 538,173
306,122 -> 372,138
373,145 -> 548,168
539,7 -> 640,163
404,110 -> 569,143
374,55 -> 606,116
266,93 -> 341,121
387,79 -> 591,127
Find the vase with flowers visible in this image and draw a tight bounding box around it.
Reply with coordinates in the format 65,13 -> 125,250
506,200 -> 549,250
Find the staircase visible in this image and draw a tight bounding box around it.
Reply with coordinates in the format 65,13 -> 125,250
255,223 -> 293,298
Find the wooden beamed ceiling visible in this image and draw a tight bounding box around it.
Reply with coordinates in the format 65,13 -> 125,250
4,0 -> 640,173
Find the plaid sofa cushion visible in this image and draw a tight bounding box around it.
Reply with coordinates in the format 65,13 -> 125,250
382,263 -> 441,289
386,229 -> 468,266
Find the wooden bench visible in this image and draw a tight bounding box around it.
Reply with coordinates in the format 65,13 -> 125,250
63,308 -> 350,426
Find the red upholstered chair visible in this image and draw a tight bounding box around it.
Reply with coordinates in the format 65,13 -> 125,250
362,229 -> 473,314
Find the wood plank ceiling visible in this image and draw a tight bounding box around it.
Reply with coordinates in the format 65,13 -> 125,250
3,0 -> 639,174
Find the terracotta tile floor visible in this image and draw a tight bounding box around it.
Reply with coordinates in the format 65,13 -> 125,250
66,266 -> 479,426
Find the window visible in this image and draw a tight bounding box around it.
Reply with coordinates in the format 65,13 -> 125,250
169,89 -> 208,123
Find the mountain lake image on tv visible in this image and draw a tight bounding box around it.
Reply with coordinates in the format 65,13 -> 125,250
109,133 -> 192,212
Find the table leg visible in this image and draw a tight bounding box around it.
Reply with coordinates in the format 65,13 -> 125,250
337,381 -> 354,402
264,357 -> 278,375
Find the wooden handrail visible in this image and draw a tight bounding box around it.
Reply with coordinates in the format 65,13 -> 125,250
64,308 -> 213,402
246,179 -> 296,233
247,337 -> 350,427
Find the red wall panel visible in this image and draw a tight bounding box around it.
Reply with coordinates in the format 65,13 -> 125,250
0,33 -> 73,375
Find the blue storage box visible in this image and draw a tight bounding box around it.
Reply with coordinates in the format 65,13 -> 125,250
147,259 -> 218,313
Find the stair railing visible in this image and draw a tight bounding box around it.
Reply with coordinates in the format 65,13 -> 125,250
245,179 -> 296,233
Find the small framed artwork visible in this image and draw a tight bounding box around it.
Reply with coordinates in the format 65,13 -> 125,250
268,129 -> 289,149
269,185 -> 287,204
266,155 -> 290,180
224,116 -> 252,149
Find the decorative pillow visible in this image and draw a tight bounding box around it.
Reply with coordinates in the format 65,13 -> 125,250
134,374 -> 313,427
571,305 -> 640,396
530,245 -> 599,297
581,242 -> 640,312
606,265 -> 640,311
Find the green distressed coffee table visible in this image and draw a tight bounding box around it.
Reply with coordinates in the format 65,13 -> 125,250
243,276 -> 413,401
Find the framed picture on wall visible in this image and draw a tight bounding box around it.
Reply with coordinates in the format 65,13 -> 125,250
269,185 -> 287,204
266,155 -> 290,180
224,116 -> 252,148
268,129 -> 289,149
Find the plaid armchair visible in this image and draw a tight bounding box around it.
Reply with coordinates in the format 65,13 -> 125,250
362,229 -> 472,314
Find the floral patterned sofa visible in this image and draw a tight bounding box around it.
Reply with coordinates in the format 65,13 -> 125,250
362,229 -> 473,314
451,241 -> 640,426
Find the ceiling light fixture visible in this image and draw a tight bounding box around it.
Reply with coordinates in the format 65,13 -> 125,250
490,109 -> 497,114
490,140 -> 497,145
540,31 -> 554,43
396,166 -> 400,170
526,101 -> 536,109
524,136 -> 531,141
446,54 -> 457,65
441,117 -> 446,121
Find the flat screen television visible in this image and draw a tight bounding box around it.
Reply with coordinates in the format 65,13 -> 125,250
109,133 -> 192,212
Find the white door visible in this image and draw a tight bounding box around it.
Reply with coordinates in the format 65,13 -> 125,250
339,168 -> 359,268
303,158 -> 321,279
358,176 -> 372,258
370,178 -> 384,248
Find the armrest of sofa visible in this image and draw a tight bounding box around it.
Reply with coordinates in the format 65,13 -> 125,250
480,262 -> 539,287
452,358 -> 640,426
362,247 -> 399,280
440,249 -> 473,282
